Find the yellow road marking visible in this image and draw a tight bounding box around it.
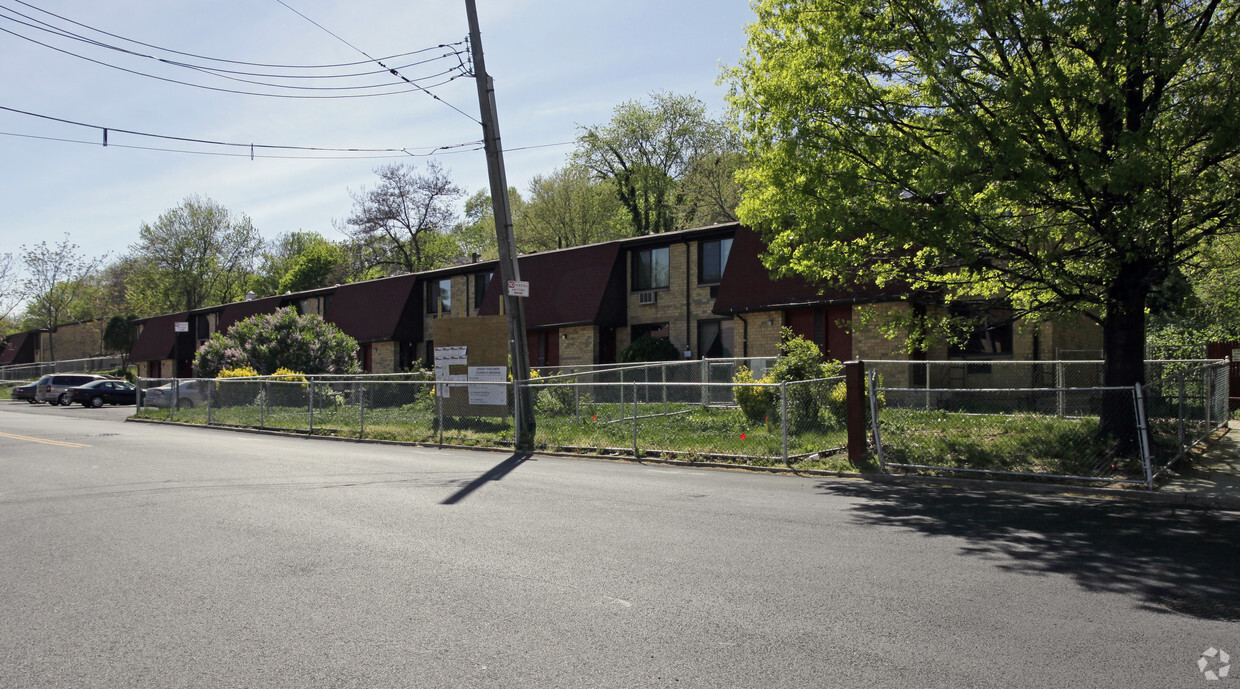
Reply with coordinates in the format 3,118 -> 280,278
0,431 -> 90,448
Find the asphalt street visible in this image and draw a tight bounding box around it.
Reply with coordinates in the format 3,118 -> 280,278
1,399 -> 1237,688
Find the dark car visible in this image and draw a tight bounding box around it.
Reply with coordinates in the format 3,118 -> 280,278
11,381 -> 39,403
37,373 -> 111,405
65,379 -> 140,408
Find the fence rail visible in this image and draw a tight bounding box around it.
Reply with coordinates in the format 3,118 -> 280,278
130,358 -> 1230,485
133,373 -> 850,470
0,355 -> 125,381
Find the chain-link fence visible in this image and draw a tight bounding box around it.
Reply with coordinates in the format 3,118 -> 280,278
868,359 -> 1231,487
134,371 -> 849,469
0,355 -> 125,381
525,375 -> 847,465
1143,361 -> 1230,479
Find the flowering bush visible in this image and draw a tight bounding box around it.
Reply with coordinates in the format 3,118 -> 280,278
195,307 -> 360,377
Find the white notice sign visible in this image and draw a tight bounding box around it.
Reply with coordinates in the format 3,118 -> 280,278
507,280 -> 529,297
468,366 -> 508,406
434,346 -> 468,366
174,321 -> 189,332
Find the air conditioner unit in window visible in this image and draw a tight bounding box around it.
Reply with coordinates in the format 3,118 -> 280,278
638,291 -> 657,306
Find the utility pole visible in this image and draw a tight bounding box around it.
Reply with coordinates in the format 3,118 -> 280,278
464,0 -> 535,450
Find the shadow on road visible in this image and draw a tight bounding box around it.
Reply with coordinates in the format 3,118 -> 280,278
440,452 -> 532,505
819,481 -> 1240,622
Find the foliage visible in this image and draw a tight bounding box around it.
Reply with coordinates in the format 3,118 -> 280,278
102,314 -> 138,369
127,196 -> 262,314
733,365 -> 776,425
452,187 -> 518,261
519,165 -> 629,251
218,366 -> 260,379
619,335 -> 680,363
0,251 -> 19,326
728,0 -> 1240,398
277,240 -> 344,294
345,162 -> 463,274
194,307 -> 360,377
18,233 -> 106,361
576,91 -> 740,235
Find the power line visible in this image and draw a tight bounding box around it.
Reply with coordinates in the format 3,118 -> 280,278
273,0 -> 482,124
3,0 -> 454,71
0,25 -> 466,99
0,5 -> 468,83
0,130 -> 483,160
0,104 -> 483,157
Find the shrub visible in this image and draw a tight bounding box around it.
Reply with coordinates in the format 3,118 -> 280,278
620,335 -> 680,363
195,306 -> 360,377
733,366 -> 776,424
215,365 -> 261,406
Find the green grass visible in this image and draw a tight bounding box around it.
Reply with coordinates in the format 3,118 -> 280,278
877,408 -> 1142,479
132,400 -> 860,472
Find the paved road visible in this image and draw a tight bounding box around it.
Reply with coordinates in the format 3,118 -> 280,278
1,399 -> 1237,688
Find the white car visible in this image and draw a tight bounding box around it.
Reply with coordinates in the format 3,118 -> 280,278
143,380 -> 206,409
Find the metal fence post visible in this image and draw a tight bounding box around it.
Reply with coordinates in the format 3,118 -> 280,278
868,369 -> 886,470
781,381 -> 788,463
1205,367 -> 1213,431
171,378 -> 178,422
1056,362 -> 1065,418
1133,383 -> 1154,489
924,361 -> 931,410
206,379 -> 213,426
260,379 -> 267,429
438,382 -> 445,447
633,380 -> 639,457
358,381 -> 365,438
308,376 -> 315,435
1177,373 -> 1186,459
700,359 -> 709,408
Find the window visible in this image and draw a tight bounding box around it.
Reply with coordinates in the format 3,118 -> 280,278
632,246 -> 670,291
949,304 -> 1014,358
473,271 -> 492,310
698,237 -> 732,284
697,319 -> 734,359
425,278 -> 451,317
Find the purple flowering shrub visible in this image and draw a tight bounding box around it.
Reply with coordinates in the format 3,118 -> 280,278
195,306 -> 360,377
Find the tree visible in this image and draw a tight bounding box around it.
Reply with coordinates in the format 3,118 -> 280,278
277,240 -> 345,294
194,306 -> 360,377
576,92 -> 737,235
102,314 -> 138,370
0,251 -> 18,330
729,0 -> 1240,440
19,235 -> 106,361
250,231 -> 334,297
345,162 -> 463,274
452,187 -> 517,260
128,196 -> 262,314
519,165 -> 629,251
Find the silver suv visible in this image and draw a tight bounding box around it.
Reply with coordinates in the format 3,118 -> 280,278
37,373 -> 111,406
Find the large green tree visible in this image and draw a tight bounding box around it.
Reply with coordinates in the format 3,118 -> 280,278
730,0 -> 1240,406
519,165 -> 629,251
128,196 -> 262,314
576,91 -> 740,235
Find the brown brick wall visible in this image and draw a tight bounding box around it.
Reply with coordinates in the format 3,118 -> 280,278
625,240 -> 733,358
559,326 -> 597,367
737,311 -> 784,358
371,341 -> 398,373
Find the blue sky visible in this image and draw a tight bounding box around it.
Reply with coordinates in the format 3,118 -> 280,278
0,0 -> 756,262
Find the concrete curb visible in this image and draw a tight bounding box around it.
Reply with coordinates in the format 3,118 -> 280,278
125,416 -> 1240,512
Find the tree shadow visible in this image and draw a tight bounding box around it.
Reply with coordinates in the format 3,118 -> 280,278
819,481 -> 1240,622
439,452 -> 532,505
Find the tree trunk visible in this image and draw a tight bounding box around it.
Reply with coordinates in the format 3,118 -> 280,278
1100,261 -> 1151,459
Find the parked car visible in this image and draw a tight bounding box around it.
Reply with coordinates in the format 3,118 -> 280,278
66,379 -> 141,408
143,380 -> 205,409
11,380 -> 40,403
36,373 -> 111,406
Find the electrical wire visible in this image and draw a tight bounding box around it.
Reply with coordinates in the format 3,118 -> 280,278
0,104 -> 483,157
1,25 -> 467,99
4,0 -> 454,71
0,6 -> 470,83
0,130 -> 483,159
273,0 -> 482,125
